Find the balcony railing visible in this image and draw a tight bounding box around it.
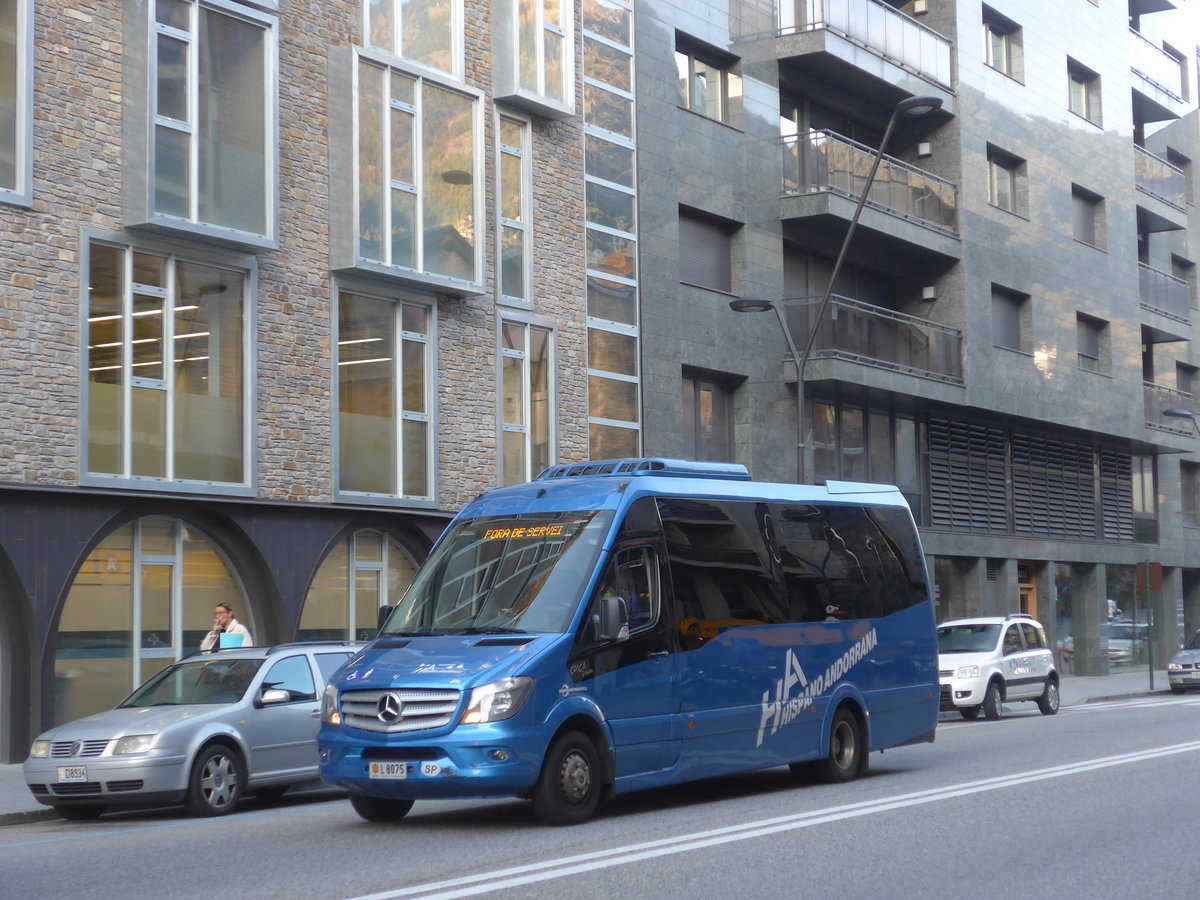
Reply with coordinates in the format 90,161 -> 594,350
779,0 -> 953,89
783,295 -> 963,383
1130,27 -> 1185,101
1145,382 -> 1194,431
783,130 -> 958,235
1139,263 -> 1190,322
1135,145 -> 1186,210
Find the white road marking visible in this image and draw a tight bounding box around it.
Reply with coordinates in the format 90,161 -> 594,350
343,739 -> 1200,900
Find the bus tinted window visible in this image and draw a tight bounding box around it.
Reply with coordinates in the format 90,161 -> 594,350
658,498 -> 786,645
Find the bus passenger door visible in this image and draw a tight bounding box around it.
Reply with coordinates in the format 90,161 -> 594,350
573,544 -> 680,777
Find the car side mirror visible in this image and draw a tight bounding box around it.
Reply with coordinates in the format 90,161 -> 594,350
377,604 -> 395,630
257,688 -> 291,708
595,595 -> 630,643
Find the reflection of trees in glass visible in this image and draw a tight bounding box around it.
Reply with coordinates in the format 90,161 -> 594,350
368,0 -> 455,76
357,60 -> 477,281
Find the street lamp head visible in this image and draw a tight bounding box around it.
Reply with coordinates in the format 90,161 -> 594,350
1163,407 -> 1196,419
894,96 -> 943,118
730,297 -> 775,313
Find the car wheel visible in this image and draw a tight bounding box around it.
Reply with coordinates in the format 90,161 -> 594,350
816,707 -> 865,783
1171,686 -> 1185,695
959,707 -> 981,720
55,804 -> 105,821
349,795 -> 414,822
1037,678 -> 1060,715
532,730 -> 602,826
983,681 -> 1004,720
185,743 -> 244,817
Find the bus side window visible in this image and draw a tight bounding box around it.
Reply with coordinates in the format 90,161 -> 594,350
595,546 -> 659,635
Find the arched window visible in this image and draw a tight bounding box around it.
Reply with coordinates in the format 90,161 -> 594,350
299,530 -> 418,642
54,517 -> 246,725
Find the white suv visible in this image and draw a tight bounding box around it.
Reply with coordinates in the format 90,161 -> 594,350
937,614 -> 1059,720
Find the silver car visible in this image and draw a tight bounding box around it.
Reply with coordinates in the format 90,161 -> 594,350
23,642 -> 362,820
1168,630 -> 1200,694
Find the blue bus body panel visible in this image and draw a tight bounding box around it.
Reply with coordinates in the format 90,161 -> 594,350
318,468 -> 937,804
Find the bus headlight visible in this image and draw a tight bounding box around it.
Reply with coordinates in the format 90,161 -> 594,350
460,677 -> 533,725
321,682 -> 342,725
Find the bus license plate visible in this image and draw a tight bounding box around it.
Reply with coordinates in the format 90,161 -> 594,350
57,766 -> 87,783
368,762 -> 407,780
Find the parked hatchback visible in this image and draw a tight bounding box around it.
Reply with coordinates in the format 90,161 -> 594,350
937,614 -> 1059,720
23,642 -> 362,820
1168,630 -> 1200,694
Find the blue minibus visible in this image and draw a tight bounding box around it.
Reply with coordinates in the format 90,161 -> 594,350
318,458 -> 938,824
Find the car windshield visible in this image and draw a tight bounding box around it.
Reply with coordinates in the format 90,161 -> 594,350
119,658 -> 265,707
383,509 -> 614,636
937,624 -> 1001,653
1108,623 -> 1147,642
1187,631 -> 1200,650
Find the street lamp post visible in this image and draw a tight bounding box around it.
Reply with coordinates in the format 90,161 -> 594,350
1164,407 -> 1200,437
731,95 -> 943,483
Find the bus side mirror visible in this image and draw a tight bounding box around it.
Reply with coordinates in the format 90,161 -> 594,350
377,604 -> 395,630
596,595 -> 630,643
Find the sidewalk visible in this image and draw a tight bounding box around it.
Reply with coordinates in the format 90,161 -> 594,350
0,668 -> 1173,826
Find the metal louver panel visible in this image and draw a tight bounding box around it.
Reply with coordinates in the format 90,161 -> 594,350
1099,449 -> 1135,541
928,418 -> 1007,532
1011,434 -> 1096,539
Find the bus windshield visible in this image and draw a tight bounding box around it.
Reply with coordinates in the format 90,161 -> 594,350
382,509 -> 614,636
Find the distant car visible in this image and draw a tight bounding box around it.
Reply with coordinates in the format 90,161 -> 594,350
23,642 -> 363,820
1106,620 -> 1149,666
1168,630 -> 1200,694
937,614 -> 1059,720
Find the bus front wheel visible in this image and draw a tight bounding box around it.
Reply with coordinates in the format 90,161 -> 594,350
532,730 -> 602,826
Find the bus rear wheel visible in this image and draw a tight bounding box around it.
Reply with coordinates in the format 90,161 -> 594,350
818,708 -> 865,783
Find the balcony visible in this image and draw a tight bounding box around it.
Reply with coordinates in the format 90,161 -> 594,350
1145,382 -> 1194,432
781,130 -> 960,259
1135,145 -> 1188,233
784,295 -> 963,384
774,0 -> 954,112
1139,263 -> 1190,323
1131,28 -> 1188,123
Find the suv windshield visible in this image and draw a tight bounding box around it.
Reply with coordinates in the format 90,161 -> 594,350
937,624 -> 1001,653
120,658 -> 265,707
383,509 -> 614,636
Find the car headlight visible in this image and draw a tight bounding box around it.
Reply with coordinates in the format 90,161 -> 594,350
321,682 -> 342,725
114,734 -> 156,755
956,665 -> 980,679
1168,662 -> 1182,670
29,740 -> 51,759
460,677 -> 533,725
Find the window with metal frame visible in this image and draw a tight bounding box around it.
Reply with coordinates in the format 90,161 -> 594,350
500,320 -> 554,485
85,240 -> 248,486
150,0 -> 274,237
365,0 -> 462,79
336,291 -> 434,499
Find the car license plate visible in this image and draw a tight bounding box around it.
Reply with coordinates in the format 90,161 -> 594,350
368,761 -> 407,780
57,766 -> 87,783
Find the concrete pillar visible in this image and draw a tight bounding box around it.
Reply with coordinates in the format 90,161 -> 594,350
961,558 -> 987,619
1072,563 -> 1109,677
993,558 -> 1019,616
1153,567 -> 1183,666
1036,562 -> 1061,650
1183,570 -> 1200,644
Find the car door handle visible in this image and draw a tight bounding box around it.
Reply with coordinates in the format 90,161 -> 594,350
310,710 -> 321,718
649,650 -> 669,660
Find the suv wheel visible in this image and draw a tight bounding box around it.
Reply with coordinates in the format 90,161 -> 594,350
983,681 -> 1004,720
1037,678 -> 1060,715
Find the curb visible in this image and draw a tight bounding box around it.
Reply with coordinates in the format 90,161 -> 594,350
0,808 -> 58,827
1078,689 -> 1168,704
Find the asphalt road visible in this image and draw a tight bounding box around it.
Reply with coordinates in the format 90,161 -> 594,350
3,696 -> 1199,900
